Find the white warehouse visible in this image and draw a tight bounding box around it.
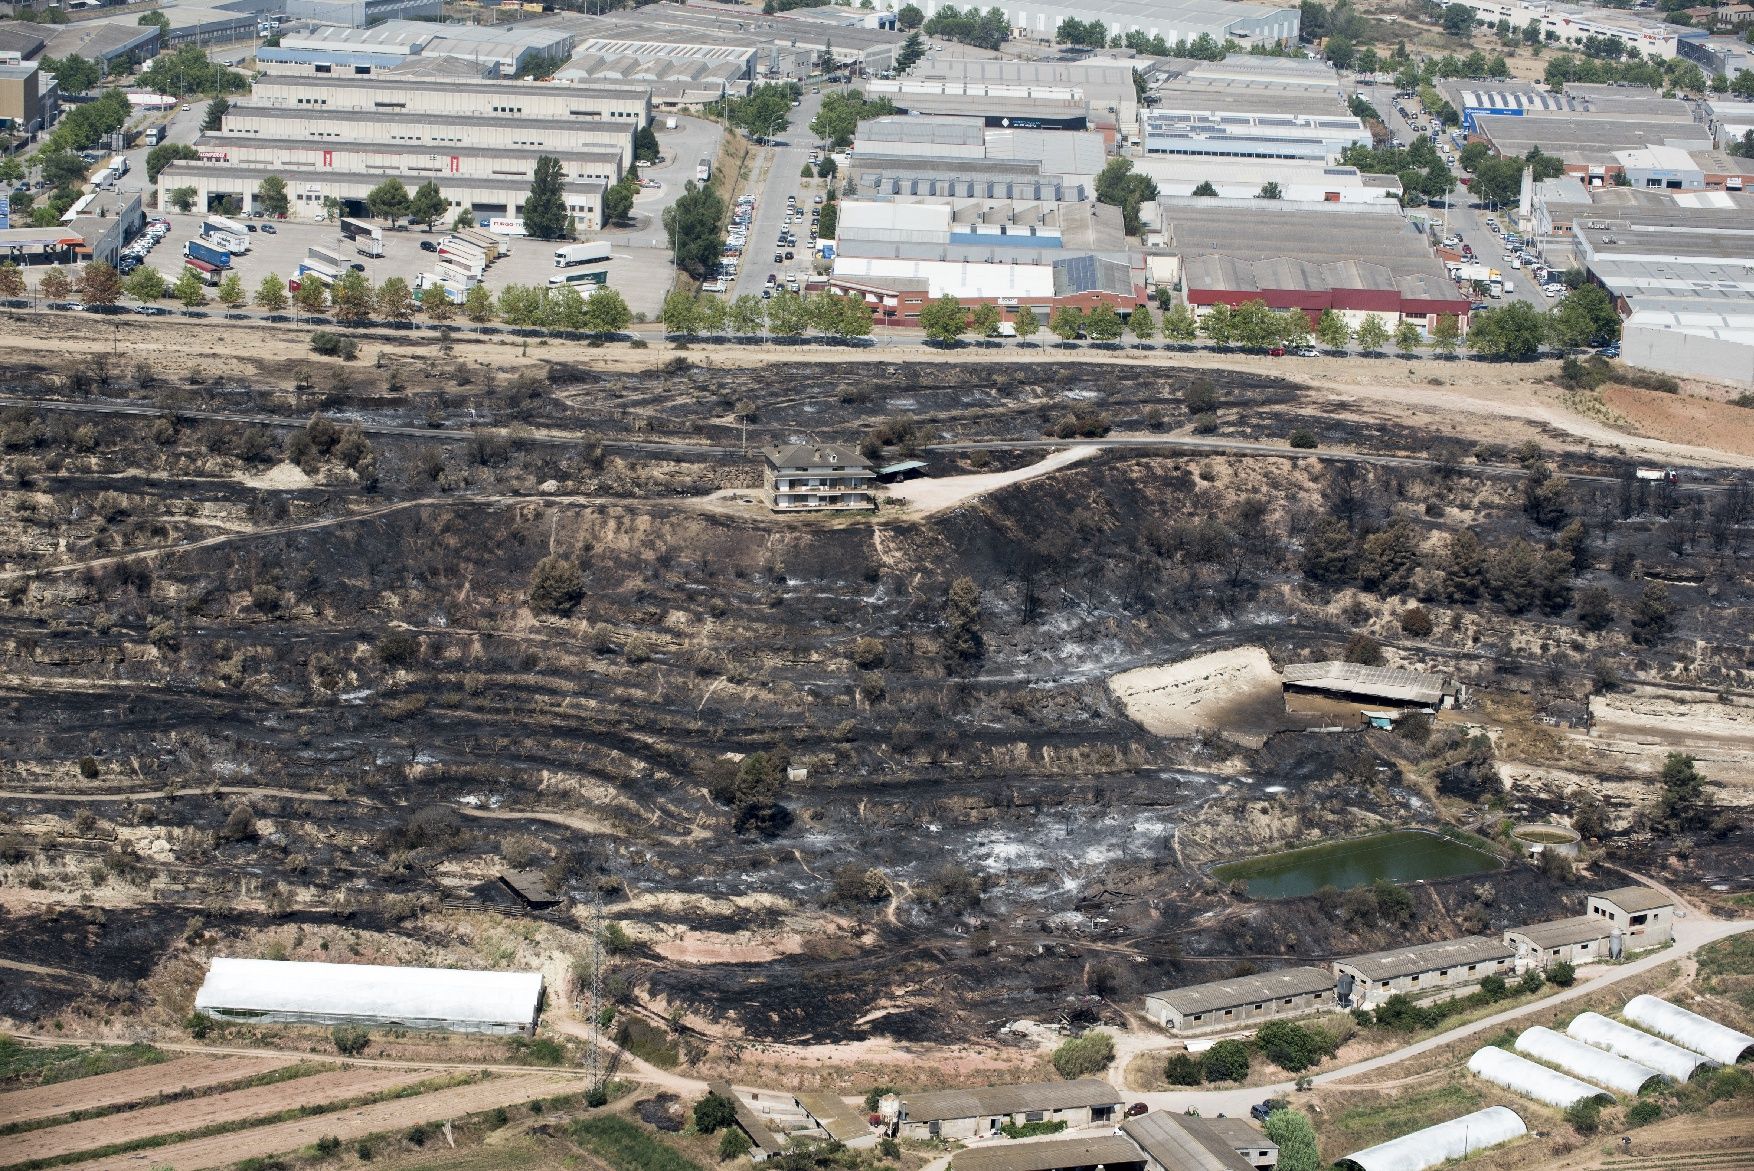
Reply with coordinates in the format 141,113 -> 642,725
194,957 -> 545,1035
869,0 -> 1299,45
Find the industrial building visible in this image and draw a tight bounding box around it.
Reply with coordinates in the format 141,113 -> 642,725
1121,1111 -> 1277,1171
852,115 -> 1107,181
1473,113 -> 1711,178
247,74 -> 650,127
1142,108 -> 1367,163
1334,936 -> 1515,1010
867,0 -> 1299,48
1466,1047 -> 1612,1110
900,55 -> 1144,127
706,1081 -> 784,1160
284,0 -> 443,26
1337,1106 -> 1526,1171
1149,53 -> 1351,120
535,4 -> 902,79
193,957 -> 544,1034
1513,1026 -> 1664,1095
0,18 -> 162,72
1704,97 -> 1754,147
554,51 -> 749,105
1442,82 -> 1693,135
214,104 -> 635,168
64,188 -> 144,267
1566,1012 -> 1716,1082
189,136 -> 623,185
888,1080 -> 1122,1141
1163,202 -> 1470,334
1451,0 -> 1679,58
0,59 -> 42,132
949,1135 -> 1144,1171
867,82 -> 1092,130
1134,157 -> 1400,204
1624,995 -> 1754,1064
1280,662 -> 1457,713
1142,966 -> 1336,1035
259,20 -> 581,78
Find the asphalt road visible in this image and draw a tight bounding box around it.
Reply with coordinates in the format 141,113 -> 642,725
729,87 -> 829,302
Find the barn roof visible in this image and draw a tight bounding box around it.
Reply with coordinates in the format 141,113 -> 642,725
900,1079 -> 1121,1123
1280,662 -> 1452,705
1337,936 -> 1513,982
1147,966 -> 1334,1017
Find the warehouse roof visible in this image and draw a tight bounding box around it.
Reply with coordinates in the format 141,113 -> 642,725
1475,113 -> 1710,166
793,1092 -> 869,1142
951,1134 -> 1143,1171
1593,886 -> 1675,913
1148,966 -> 1334,1016
1121,1111 -> 1253,1171
900,1079 -> 1121,1123
1161,203 -> 1443,274
1340,936 -> 1514,982
195,135 -> 624,167
42,20 -> 158,62
1280,662 -> 1453,705
221,102 -> 631,138
252,72 -> 643,104
160,161 -> 607,197
1506,915 -> 1611,949
194,957 -> 543,1027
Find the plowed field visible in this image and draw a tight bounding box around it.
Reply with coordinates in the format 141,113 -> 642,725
0,1055 -> 290,1125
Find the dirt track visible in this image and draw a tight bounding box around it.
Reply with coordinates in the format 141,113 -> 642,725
61,1072 -> 584,1171
0,1067 -> 429,1164
0,1055 -> 290,1125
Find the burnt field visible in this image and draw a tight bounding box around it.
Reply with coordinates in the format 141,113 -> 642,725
0,347 -> 1750,1060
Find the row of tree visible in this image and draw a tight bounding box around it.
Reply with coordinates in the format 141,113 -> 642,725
659,289 -> 873,339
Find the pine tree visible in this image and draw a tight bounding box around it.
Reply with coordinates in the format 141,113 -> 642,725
523,156 -> 568,240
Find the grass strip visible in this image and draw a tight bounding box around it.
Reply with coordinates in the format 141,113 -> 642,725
0,1062 -> 334,1138
0,1071 -> 483,1171
571,1114 -> 707,1171
0,1039 -> 168,1091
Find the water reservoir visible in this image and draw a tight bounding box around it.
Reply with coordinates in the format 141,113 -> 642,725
1213,829 -> 1503,900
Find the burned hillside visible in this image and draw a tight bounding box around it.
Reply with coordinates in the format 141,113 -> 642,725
0,351 -> 1749,1053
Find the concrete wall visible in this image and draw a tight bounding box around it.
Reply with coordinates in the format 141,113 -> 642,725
1586,895 -> 1676,948
194,138 -> 624,184
1336,952 -> 1513,1009
898,1103 -> 1117,1142
1504,930 -> 1610,970
248,77 -> 649,127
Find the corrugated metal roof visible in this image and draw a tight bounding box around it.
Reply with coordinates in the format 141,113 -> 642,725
1147,966 -> 1333,1016
950,1134 -> 1142,1171
1279,662 -> 1450,705
1506,915 -> 1611,949
794,1092 -> 869,1142
707,1081 -> 782,1154
1338,936 -> 1513,983
900,1079 -> 1121,1124
1121,1112 -> 1252,1171
1592,886 -> 1673,913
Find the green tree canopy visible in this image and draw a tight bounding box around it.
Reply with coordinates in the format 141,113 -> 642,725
365,177 -> 411,226
522,156 -> 568,240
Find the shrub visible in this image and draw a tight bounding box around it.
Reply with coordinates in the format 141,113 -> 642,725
1479,974 -> 1507,999
1516,969 -> 1545,995
315,1136 -> 342,1155
1288,429 -> 1318,449
1255,1021 -> 1334,1073
1164,1053 -> 1203,1085
849,636 -> 887,669
1547,961 -> 1576,987
1201,1039 -> 1251,1083
355,1142 -> 372,1160
218,802 -> 257,842
1051,1032 -> 1115,1078
528,556 -> 587,615
1000,1120 -> 1068,1138
693,1091 -> 738,1134
585,1084 -> 609,1108
331,1024 -> 369,1055
718,1127 -> 753,1160
1564,1097 -> 1601,1134
78,755 -> 100,778
1626,1099 -> 1661,1127
309,331 -> 359,360
877,1138 -> 901,1159
1399,606 -> 1434,637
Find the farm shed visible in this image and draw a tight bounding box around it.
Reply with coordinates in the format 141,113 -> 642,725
193,957 -> 543,1034
1120,1110 -> 1257,1171
1337,1105 -> 1526,1171
1143,966 -> 1336,1034
893,1080 -> 1122,1141
707,1081 -> 783,1160
949,1134 -> 1144,1171
1623,995 -> 1754,1064
1334,936 -> 1514,1009
1514,1026 -> 1665,1094
1466,1046 -> 1615,1108
1566,1012 -> 1715,1081
1587,887 -> 1675,949
1279,662 -> 1457,711
1502,916 -> 1614,969
793,1092 -> 871,1143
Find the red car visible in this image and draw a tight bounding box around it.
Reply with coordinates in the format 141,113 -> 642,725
1268,346 -> 1286,356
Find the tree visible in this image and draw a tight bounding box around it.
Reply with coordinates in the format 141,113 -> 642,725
1258,181 -> 1283,199
517,155 -> 568,240
634,124 -> 660,164
1315,308 -> 1351,350
1161,304 -> 1197,343
1084,302 -> 1124,342
78,261 -> 122,307
202,96 -> 229,132
969,301 -> 1003,339
727,84 -> 793,141
172,268 -> 207,307
1128,305 -> 1157,346
1201,1039 -> 1250,1082
1164,1053 -> 1203,1085
1264,1109 -> 1320,1171
528,556 -> 586,615
942,576 -> 983,669
123,266 -> 164,303
1200,302 -> 1236,347
419,284 -> 455,321
663,181 -> 726,280
464,284 -> 495,324
1012,307 -> 1040,345
294,277 -> 328,315
216,271 -> 245,307
252,174 -> 289,218
253,274 -> 288,311
730,294 -> 766,337
1655,751 -> 1711,829
661,290 -> 702,339
1190,179 -> 1219,197
168,187 -> 198,214
145,143 -> 199,183
1468,302 -> 1547,360
717,1128 -> 752,1161
375,277 -> 416,323
1432,314 -> 1461,356
1050,1032 -> 1115,1078
365,177 -> 411,227
896,29 -> 926,70
1394,319 -> 1423,352
602,176 -> 638,226
40,267 -> 73,301
584,285 -> 631,335
409,181 -> 447,231
1356,313 -> 1391,353
896,3 -> 924,27
330,270 -> 374,324
1256,1021 -> 1332,1072
1049,305 -> 1084,345
1094,157 -> 1158,236
1549,284 -> 1620,350
1548,960 -> 1576,987
918,294 -> 969,344
1232,299 -> 1280,350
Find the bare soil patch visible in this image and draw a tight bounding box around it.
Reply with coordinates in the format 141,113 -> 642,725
1600,386 -> 1754,459
1589,687 -> 1754,793
0,1067 -> 429,1164
1108,646 -> 1285,748
0,1055 -> 290,1125
64,1072 -> 584,1171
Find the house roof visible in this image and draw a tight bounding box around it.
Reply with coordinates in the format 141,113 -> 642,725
1592,885 -> 1673,913
1147,966 -> 1334,1017
763,444 -> 872,470
706,1081 -> 781,1153
1338,936 -> 1514,983
950,1134 -> 1143,1171
1121,1111 -> 1254,1171
1506,915 -> 1612,950
900,1079 -> 1121,1124
793,1092 -> 869,1142
1279,662 -> 1452,705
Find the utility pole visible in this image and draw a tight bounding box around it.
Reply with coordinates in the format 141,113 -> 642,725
584,888 -> 606,1091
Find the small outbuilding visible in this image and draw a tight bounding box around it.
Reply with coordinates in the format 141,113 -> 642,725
892,1079 -> 1122,1141
1280,662 -> 1459,724
1503,915 -> 1614,970
1337,1105 -> 1526,1171
1623,995 -> 1754,1065
1566,1011 -> 1715,1082
793,1091 -> 871,1143
1586,887 -> 1675,949
1121,1110 -> 1267,1171
1143,966 -> 1336,1035
1335,936 -> 1515,1010
194,957 -> 543,1035
707,1080 -> 783,1161
497,869 -> 562,910
949,1134 -> 1144,1171
1466,1046 -> 1615,1109
1514,1026 -> 1665,1095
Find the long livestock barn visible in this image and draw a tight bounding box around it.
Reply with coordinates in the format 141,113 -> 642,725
194,957 -> 545,1034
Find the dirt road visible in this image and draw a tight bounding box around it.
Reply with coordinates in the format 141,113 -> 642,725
885,446 -> 1099,516
0,1068 -> 429,1164
0,1055 -> 290,1126
60,1072 -> 583,1171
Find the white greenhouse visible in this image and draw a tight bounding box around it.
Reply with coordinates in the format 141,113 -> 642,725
1623,995 -> 1754,1065
1467,1046 -> 1615,1109
1567,1012 -> 1715,1082
194,957 -> 545,1035
1337,1105 -> 1527,1171
1514,1026 -> 1665,1095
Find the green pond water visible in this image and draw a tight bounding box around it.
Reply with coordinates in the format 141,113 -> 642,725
1212,829 -> 1503,900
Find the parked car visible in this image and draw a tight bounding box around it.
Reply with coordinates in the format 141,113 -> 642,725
349,262 -> 366,271
136,305 -> 171,316
1125,1103 -> 1150,1119
420,240 -> 439,252
260,224 -> 276,234
1250,1099 -> 1288,1122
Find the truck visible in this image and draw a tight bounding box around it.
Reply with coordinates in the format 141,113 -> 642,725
185,239 -> 232,269
696,156 -> 712,182
183,258 -> 221,285
307,244 -> 345,272
201,225 -> 248,254
1449,261 -> 1500,285
438,238 -> 487,268
486,218 -> 526,238
339,217 -> 384,258
1636,467 -> 1679,484
108,154 -> 128,178
454,227 -> 504,260
205,214 -> 250,239
433,260 -> 481,288
554,241 -> 612,268
292,260 -> 339,290
414,273 -> 468,303
142,125 -> 165,146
